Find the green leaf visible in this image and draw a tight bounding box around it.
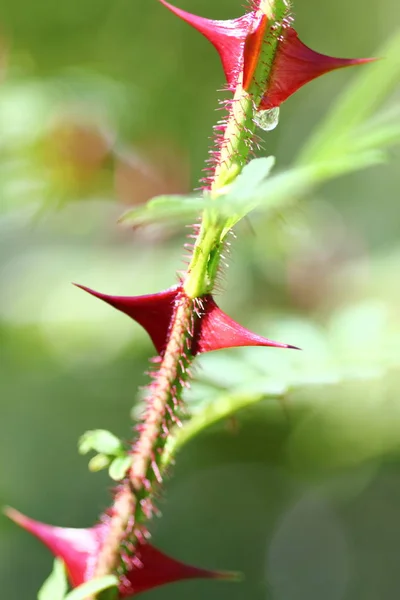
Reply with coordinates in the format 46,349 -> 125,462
226,156 -> 275,197
64,576 -> 118,600
215,156 -> 275,234
161,366 -> 400,474
117,129 -> 390,233
88,453 -> 112,472
161,391 -> 267,471
118,194 -> 204,228
38,559 -> 68,600
108,454 -> 133,481
118,157 -> 275,230
78,430 -> 123,456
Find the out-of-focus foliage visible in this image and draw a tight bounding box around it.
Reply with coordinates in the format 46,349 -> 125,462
37,559 -> 118,600
1,1 -> 400,600
37,559 -> 67,600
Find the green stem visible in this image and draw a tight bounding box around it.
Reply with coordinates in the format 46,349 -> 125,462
93,1 -> 291,593
184,0 -> 289,298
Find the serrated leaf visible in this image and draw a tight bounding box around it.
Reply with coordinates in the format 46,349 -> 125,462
108,454 -> 133,481
78,430 -> 123,456
88,453 -> 112,472
38,559 -> 68,600
64,576 -> 118,600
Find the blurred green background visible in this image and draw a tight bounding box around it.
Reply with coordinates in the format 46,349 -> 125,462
1,0 -> 400,599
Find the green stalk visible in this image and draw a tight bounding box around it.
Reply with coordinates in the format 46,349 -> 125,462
93,2 -> 291,596
184,0 -> 290,298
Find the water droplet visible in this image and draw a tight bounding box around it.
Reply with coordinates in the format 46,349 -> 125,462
254,107 -> 280,132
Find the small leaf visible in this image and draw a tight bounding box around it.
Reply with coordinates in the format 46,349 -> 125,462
78,430 -> 123,456
216,156 -> 275,234
38,558 -> 68,600
227,156 -> 275,197
119,194 -> 204,228
64,576 -> 118,600
88,453 -> 112,472
118,158 -> 275,230
108,455 -> 133,481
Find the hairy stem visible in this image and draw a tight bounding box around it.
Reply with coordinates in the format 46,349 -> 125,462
93,293 -> 195,595
95,489 -> 135,578
93,0 -> 291,593
129,295 -> 193,523
184,0 -> 288,298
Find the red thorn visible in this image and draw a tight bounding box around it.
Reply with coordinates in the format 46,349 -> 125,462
243,13 -> 267,91
192,295 -> 295,354
5,508 -> 237,597
158,1 -> 375,108
4,507 -> 102,587
260,28 -> 377,109
119,543 -> 240,597
75,283 -> 295,356
158,0 -> 252,88
74,283 -> 179,355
